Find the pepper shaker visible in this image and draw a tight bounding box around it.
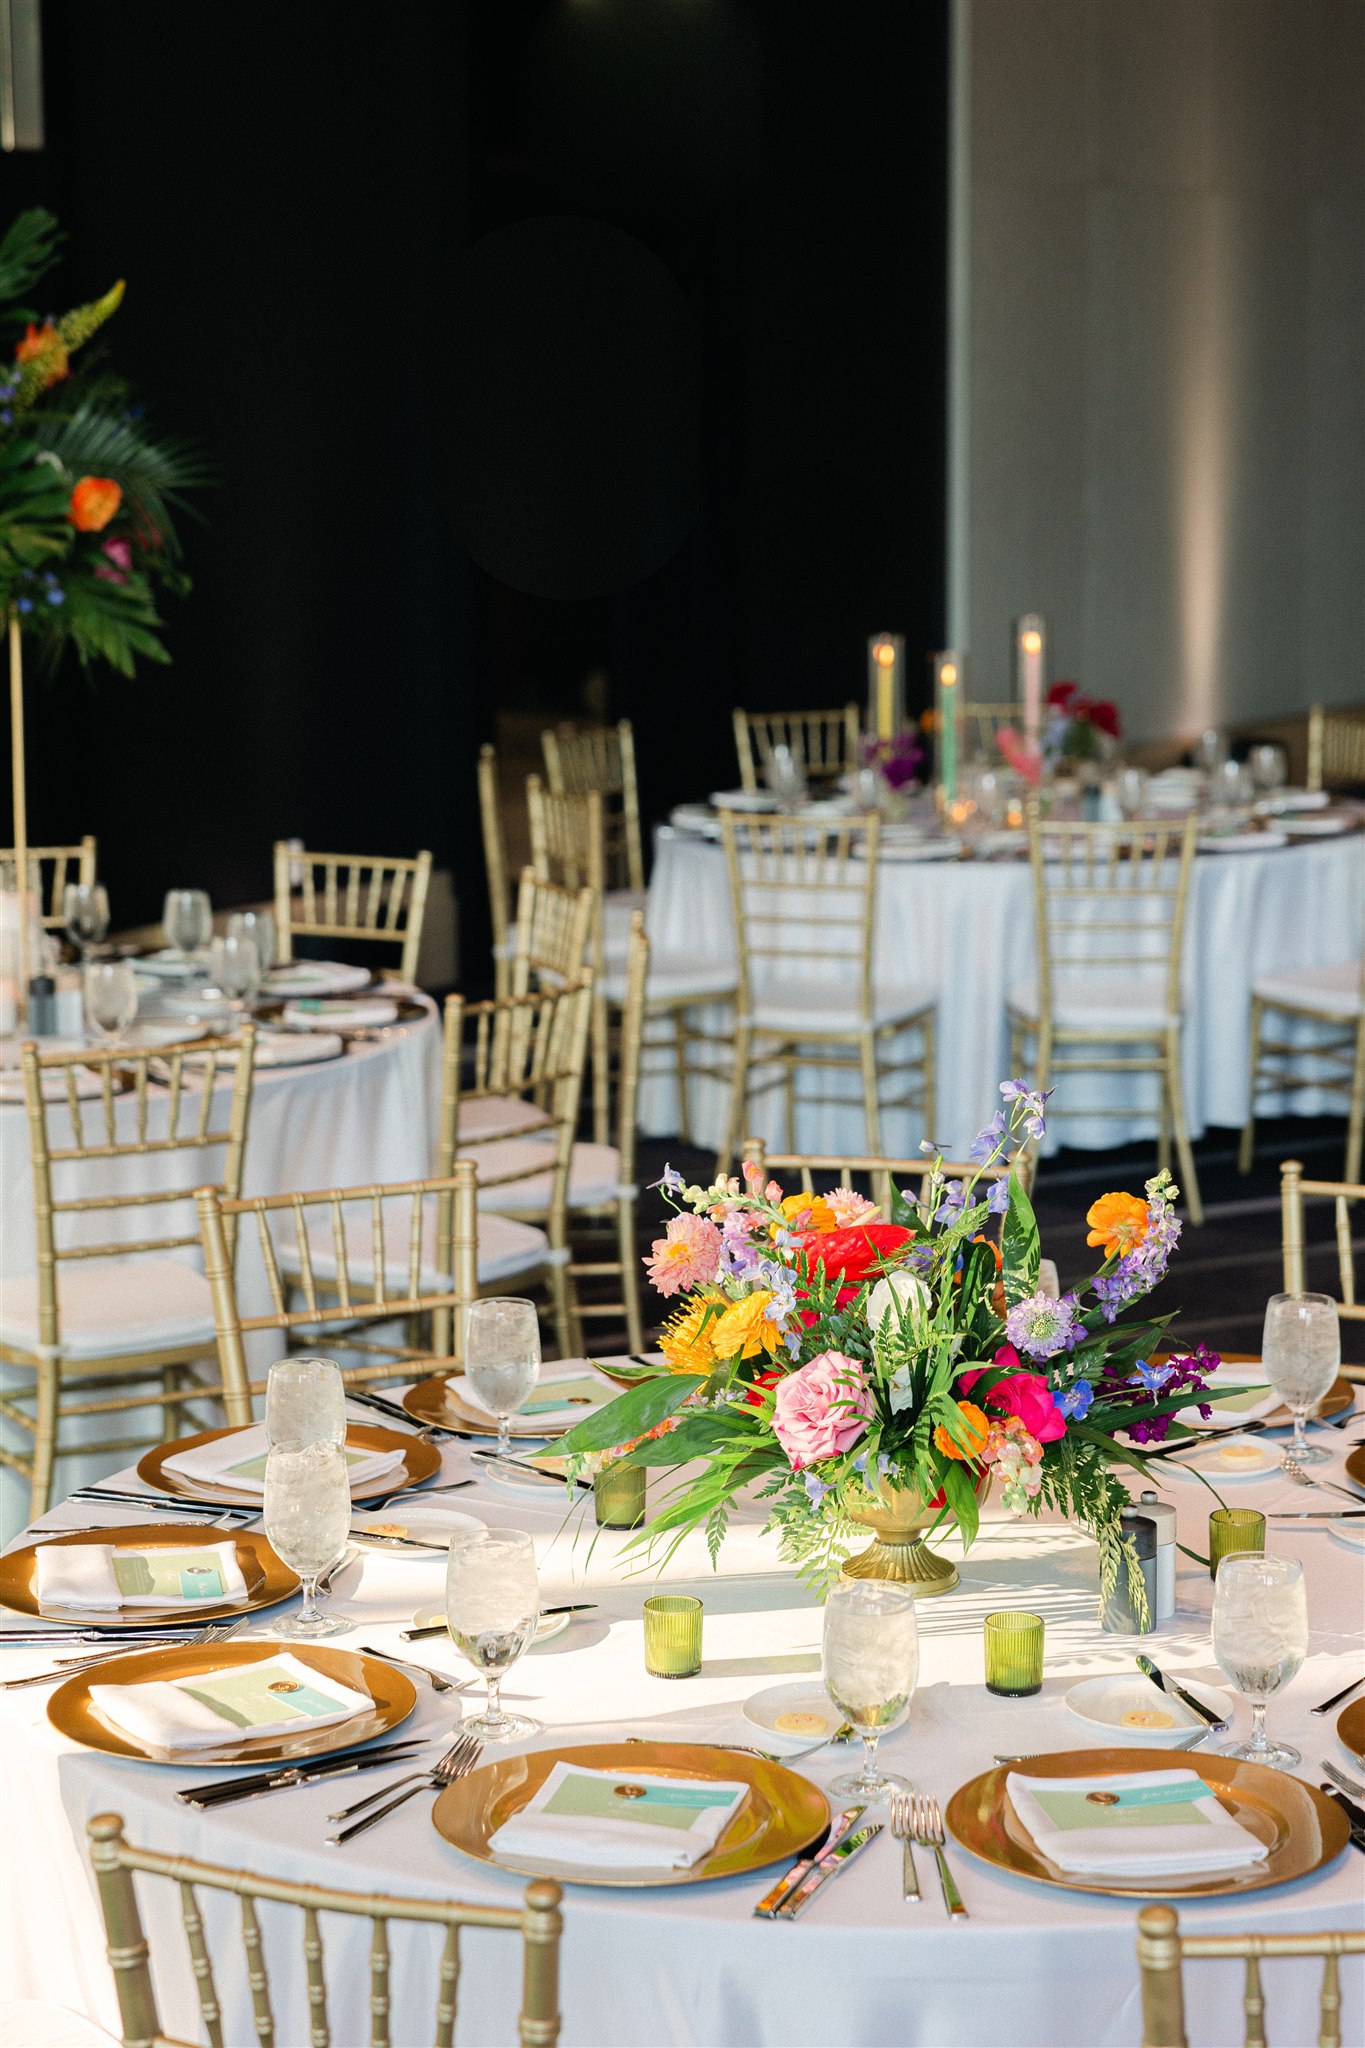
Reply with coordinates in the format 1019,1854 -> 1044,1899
1138,1489 -> 1177,1621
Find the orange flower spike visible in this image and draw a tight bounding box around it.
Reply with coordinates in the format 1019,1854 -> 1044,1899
70,476 -> 123,533
1085,1191 -> 1150,1258
933,1400 -> 991,1462
15,322 -> 69,386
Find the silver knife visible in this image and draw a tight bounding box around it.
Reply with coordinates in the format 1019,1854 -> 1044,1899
776,1823 -> 883,1919
181,1741 -> 429,1807
1268,1510 -> 1365,1519
1319,1785 -> 1365,1855
1135,1655 -> 1229,1732
753,1806 -> 867,1917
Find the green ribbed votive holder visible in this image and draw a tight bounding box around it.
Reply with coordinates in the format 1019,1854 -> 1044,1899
984,1610 -> 1044,1697
594,1463 -> 646,1530
1208,1507 -> 1265,1580
643,1594 -> 703,1678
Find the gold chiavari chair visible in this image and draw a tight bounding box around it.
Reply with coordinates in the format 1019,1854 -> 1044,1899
86,1810 -> 563,2048
508,867 -> 595,997
1241,955 -> 1364,1184
440,981 -> 594,1357
0,1030 -> 258,1518
718,811 -> 936,1176
732,704 -> 860,794
541,717 -> 645,894
960,703 -> 1021,758
744,1139 -> 1013,1227
1136,1903 -> 1363,2048
479,742 -> 517,998
196,1162 -> 478,1397
1007,812 -> 1203,1223
273,842 -> 433,985
0,834 -> 97,927
1306,702 -> 1365,792
1280,1160 -> 1365,1369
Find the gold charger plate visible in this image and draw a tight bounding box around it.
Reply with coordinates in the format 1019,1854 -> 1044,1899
1344,1445 -> 1365,1493
48,1639 -> 416,1765
945,1748 -> 1349,1900
138,1423 -> 439,1505
1338,1698 -> 1365,1764
404,1373 -> 594,1441
0,1523 -> 298,1630
432,1740 -> 830,1888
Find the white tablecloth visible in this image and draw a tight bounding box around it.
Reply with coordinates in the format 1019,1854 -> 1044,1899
2,1374 -> 1362,2048
0,1008 -> 441,1540
639,829 -> 1365,1160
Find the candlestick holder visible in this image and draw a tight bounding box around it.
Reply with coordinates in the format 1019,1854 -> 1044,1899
867,633 -> 905,742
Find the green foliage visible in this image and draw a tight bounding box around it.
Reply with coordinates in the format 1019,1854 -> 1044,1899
0,209 -> 62,318
556,1371 -> 705,1457
1001,1168 -> 1041,1306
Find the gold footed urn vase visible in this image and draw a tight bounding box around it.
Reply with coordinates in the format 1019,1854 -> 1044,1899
841,1477 -> 988,1595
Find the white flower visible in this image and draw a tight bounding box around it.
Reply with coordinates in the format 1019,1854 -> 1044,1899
867,1269 -> 929,1335
887,1363 -> 916,1414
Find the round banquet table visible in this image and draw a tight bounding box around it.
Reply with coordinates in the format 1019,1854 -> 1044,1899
638,826 -> 1365,1160
1,1367 -> 1361,2048
0,1003 -> 441,1541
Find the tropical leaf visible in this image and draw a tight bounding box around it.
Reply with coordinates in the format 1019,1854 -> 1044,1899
28,399 -> 209,548
1001,1167 -> 1040,1307
0,438 -> 71,592
556,1373 -> 706,1457
0,209 -> 62,315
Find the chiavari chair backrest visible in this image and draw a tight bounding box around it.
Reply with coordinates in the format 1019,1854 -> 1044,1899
745,1139 -> 1009,1226
1306,703 -> 1365,792
479,743 -> 514,973
273,843 -> 433,984
196,1161 -> 478,1395
19,1030 -> 258,1356
509,868 -> 594,997
962,703 -> 1021,755
1136,1902 -> 1363,2048
1,835 -> 97,927
525,776 -> 607,969
1280,1158 -> 1365,1331
1026,812 -> 1197,1025
540,719 -> 643,892
86,1810 -> 563,2048
438,980 -> 593,1203
613,914 -> 648,1182
732,705 -> 860,793
721,811 -> 880,1022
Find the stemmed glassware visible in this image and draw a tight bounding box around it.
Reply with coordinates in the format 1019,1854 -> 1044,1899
162,888 -> 212,958
822,1580 -> 919,1800
1262,1291 -> 1340,1466
62,882 -> 109,962
266,1355 -> 347,1449
262,1440 -> 354,1638
1249,744 -> 1287,794
445,1527 -> 542,1741
210,932 -> 262,1006
226,909 -> 276,980
1212,1553 -> 1307,1769
464,1298 -> 541,1456
82,959 -> 138,1042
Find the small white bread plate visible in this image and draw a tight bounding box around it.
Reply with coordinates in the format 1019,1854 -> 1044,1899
1064,1674 -> 1229,1746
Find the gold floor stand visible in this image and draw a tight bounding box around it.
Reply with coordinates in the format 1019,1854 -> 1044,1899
841,1534 -> 959,1594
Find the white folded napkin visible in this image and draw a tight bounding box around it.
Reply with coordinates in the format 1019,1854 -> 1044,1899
36,1539 -> 248,1613
162,1424 -> 405,1495
1006,1768 -> 1268,1876
280,998 -> 399,1030
489,1763 -> 749,1871
89,1651 -> 371,1752
262,962 -> 371,994
1175,1366 -> 1277,1429
446,1367 -> 613,1426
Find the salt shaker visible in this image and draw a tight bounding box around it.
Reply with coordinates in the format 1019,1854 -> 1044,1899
1138,1489 -> 1177,1621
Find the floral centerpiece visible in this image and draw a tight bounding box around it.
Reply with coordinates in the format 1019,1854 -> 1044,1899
997,683 -> 1122,787
560,1083 -> 1221,1615
860,729 -> 926,798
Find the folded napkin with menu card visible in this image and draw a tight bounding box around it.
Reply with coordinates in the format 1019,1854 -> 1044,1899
447,1367 -> 615,1425
262,962 -> 372,995
1006,1768 -> 1268,1876
36,1539 -> 248,1613
280,997 -> 399,1030
162,1424 -> 404,1495
89,1651 -> 370,1751
489,1763 -> 750,1871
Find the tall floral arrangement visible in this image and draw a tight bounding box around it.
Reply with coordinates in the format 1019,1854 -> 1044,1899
997,682 -> 1122,787
0,209 -> 204,675
561,1084 -> 1222,1607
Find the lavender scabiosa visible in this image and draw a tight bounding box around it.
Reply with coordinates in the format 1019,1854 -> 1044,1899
1005,1289 -> 1084,1360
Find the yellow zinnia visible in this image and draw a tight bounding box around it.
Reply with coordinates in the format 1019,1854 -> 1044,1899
659,1293 -> 723,1374
710,1289 -> 782,1361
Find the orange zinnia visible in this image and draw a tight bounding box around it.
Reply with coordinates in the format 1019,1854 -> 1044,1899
659,1293 -> 722,1375
1086,1191 -> 1149,1257
933,1400 -> 990,1462
70,476 -> 123,532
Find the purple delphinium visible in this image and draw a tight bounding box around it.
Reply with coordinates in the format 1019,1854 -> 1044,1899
1056,1379 -> 1094,1420
1092,1199 -> 1182,1322
934,1179 -> 967,1226
999,1079 -> 1053,1141
1006,1290 -> 1084,1360
1096,1342 -> 1219,1444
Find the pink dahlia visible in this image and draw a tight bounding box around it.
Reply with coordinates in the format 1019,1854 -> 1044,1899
644,1213 -> 722,1297
825,1187 -> 880,1228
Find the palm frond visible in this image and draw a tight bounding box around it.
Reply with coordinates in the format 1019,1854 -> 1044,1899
0,209 -> 63,314
27,400 -> 211,550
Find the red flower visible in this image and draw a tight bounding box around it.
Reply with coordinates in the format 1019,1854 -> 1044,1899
1047,681 -> 1079,709
793,1222 -> 914,1288
1086,699 -> 1121,738
743,1368 -> 785,1408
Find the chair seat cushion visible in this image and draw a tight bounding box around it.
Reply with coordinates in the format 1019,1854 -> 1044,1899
457,1095 -> 552,1142
281,1209 -> 550,1291
0,1258 -> 215,1360
1007,973 -> 1180,1032
1252,962 -> 1363,1019
462,1138 -> 624,1212
743,980 -> 934,1033
600,952 -> 737,1006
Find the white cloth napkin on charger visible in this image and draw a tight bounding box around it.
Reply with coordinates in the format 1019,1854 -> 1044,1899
89,1651 -> 370,1751
446,1368 -> 612,1427
161,1424 -> 404,1495
36,1539 -> 248,1612
280,998 -> 399,1030
489,1762 -> 750,1871
1006,1768 -> 1268,1876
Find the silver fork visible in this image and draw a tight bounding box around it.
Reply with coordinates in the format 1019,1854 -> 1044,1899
326,1735 -> 469,1825
1322,1759 -> 1365,1800
888,1791 -> 920,1902
0,1616 -> 247,1690
326,1733 -> 483,1843
356,1644 -> 470,1696
1282,1457 -> 1365,1506
911,1795 -> 967,1919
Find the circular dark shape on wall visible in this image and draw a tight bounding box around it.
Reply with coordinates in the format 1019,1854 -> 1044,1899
442,217 -> 700,599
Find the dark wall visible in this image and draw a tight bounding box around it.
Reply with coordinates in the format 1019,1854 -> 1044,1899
5,0 -> 947,971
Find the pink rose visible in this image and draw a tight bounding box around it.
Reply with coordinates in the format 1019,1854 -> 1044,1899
961,1344 -> 1066,1444
771,1350 -> 874,1471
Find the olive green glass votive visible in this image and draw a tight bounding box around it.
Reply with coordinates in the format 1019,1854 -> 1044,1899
984,1610 -> 1045,1697
643,1594 -> 703,1678
594,1463 -> 646,1530
1209,1507 -> 1265,1580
